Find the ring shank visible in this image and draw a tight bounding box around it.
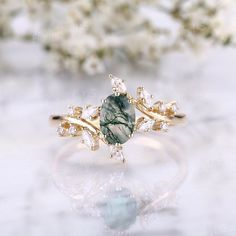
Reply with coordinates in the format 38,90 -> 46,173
50,113 -> 186,127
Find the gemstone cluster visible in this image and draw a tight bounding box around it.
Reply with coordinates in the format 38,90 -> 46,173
55,74 -> 183,161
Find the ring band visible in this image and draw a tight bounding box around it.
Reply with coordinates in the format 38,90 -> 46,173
50,74 -> 186,162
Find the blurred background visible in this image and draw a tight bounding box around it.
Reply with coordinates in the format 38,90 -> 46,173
0,0 -> 236,235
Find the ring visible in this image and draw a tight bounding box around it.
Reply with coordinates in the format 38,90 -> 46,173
50,74 -> 186,162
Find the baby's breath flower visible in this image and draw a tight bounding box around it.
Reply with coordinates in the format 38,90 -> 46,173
83,55 -> 105,75
0,0 -> 235,74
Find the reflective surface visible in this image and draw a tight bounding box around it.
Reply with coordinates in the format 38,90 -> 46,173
52,133 -> 187,232
100,188 -> 138,231
1,40 -> 236,235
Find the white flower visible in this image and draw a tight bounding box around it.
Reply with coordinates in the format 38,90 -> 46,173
73,0 -> 93,15
82,56 -> 105,75
1,0 -> 233,74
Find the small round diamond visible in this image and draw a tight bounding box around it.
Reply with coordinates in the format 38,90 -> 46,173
69,125 -> 77,136
160,121 -> 169,131
57,126 -> 67,136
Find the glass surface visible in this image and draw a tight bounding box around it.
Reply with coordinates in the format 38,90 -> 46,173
52,133 -> 187,232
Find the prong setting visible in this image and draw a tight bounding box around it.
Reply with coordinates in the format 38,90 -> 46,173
110,74 -> 127,95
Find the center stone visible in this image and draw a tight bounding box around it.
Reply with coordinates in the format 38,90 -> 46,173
100,94 -> 135,145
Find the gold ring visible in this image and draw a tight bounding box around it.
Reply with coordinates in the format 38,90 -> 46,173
50,74 -> 186,162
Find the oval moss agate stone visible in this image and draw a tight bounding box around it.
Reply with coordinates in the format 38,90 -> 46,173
100,94 -> 135,144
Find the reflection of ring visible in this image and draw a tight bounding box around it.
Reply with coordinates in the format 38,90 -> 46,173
50,74 -> 186,162
52,135 -> 187,231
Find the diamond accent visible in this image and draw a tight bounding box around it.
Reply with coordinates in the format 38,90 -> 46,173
138,119 -> 155,132
167,103 -> 178,114
165,102 -> 178,117
81,105 -> 99,119
110,145 -> 125,162
68,106 -> 75,116
110,74 -> 127,94
81,130 -> 99,151
160,121 -> 169,131
137,87 -> 153,108
68,106 -> 82,117
57,122 -> 70,136
153,101 -> 165,114
170,103 -> 178,113
68,125 -> 77,136
57,126 -> 67,136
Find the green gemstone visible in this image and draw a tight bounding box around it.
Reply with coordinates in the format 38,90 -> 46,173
100,94 -> 135,144
100,188 -> 138,231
